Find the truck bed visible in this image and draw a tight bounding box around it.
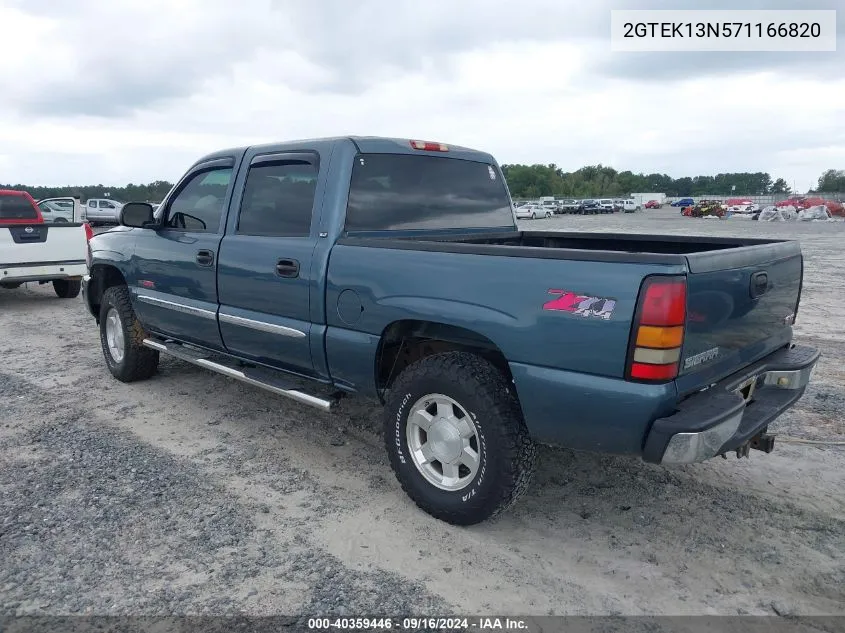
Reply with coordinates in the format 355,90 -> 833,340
337,229 -> 803,398
341,230 -> 796,267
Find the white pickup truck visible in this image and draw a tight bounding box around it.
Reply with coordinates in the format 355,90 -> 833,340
0,193 -> 91,298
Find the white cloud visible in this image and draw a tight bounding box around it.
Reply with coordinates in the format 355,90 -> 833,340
0,0 -> 842,192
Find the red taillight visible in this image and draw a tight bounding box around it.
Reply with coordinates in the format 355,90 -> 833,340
630,362 -> 679,381
84,222 -> 94,268
409,140 -> 449,152
640,279 -> 686,326
626,275 -> 688,382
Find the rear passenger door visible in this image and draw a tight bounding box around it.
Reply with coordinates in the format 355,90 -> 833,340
217,151 -> 321,375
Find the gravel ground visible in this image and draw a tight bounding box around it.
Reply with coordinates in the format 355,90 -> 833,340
1,208 -> 843,618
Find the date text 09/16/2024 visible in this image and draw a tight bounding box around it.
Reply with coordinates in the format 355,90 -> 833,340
307,617 -> 528,630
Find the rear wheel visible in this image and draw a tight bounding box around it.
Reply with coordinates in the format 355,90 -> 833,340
53,279 -> 81,298
545,211 -> 552,218
99,285 -> 159,382
384,351 -> 537,525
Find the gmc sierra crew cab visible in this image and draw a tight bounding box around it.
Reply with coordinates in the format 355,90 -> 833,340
81,136 -> 819,525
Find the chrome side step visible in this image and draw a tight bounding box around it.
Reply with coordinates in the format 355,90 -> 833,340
142,338 -> 337,412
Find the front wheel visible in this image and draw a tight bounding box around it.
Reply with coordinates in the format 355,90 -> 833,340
384,351 -> 537,525
531,212 -> 537,219
53,279 -> 81,298
99,285 -> 159,382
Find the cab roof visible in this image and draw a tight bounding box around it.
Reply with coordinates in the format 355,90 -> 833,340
194,136 -> 495,166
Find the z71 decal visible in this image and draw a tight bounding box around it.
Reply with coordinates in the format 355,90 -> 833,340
543,290 -> 617,320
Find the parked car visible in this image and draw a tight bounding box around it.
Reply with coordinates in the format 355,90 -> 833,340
577,199 -> 602,214
516,204 -> 552,219
555,199 -> 579,214
670,197 -> 694,207
1,193 -> 91,297
727,203 -> 760,215
37,199 -> 76,222
645,200 -> 662,209
623,199 -> 641,213
539,199 -> 559,214
82,135 -> 819,526
598,198 -> 615,213
84,198 -> 125,225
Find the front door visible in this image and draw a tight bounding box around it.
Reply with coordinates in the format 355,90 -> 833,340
130,160 -> 235,351
216,151 -> 321,375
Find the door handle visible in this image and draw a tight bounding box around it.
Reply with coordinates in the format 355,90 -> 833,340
275,258 -> 300,278
196,249 -> 214,267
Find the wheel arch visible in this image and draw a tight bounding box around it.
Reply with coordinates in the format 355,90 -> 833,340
374,319 -> 513,402
88,263 -> 129,323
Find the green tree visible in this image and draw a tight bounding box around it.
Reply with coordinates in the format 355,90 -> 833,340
817,169 -> 845,192
1,181 -> 175,203
770,178 -> 791,194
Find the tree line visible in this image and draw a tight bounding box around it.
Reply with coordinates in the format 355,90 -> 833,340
0,181 -> 174,203
502,165 -> 845,199
3,167 -> 843,203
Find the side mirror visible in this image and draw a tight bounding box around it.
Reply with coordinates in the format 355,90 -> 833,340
120,202 -> 156,228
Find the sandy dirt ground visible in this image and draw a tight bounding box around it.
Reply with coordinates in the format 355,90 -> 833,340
1,208 -> 843,618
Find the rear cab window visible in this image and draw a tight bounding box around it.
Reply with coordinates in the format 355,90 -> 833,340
0,192 -> 39,220
345,154 -> 515,232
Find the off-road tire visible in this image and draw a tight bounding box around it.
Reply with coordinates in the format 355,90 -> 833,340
384,351 -> 537,525
99,285 -> 159,382
53,279 -> 81,298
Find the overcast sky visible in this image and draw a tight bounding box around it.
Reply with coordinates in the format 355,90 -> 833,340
0,0 -> 842,191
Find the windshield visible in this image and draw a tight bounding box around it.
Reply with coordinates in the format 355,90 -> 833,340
345,153 -> 515,232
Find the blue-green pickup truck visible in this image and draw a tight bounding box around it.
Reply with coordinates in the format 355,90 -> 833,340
81,136 -> 819,525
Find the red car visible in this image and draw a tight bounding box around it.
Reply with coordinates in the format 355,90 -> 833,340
0,189 -> 44,225
644,199 -> 661,209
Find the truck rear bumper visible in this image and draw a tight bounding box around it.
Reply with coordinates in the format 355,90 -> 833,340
643,344 -> 820,464
1,261 -> 87,284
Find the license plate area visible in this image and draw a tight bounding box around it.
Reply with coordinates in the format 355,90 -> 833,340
734,375 -> 758,404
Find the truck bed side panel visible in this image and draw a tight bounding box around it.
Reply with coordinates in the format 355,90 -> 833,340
324,243 -> 682,453
325,243 -> 679,382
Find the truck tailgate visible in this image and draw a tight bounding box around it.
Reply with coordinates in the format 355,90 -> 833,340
0,223 -> 87,265
677,241 -> 803,394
